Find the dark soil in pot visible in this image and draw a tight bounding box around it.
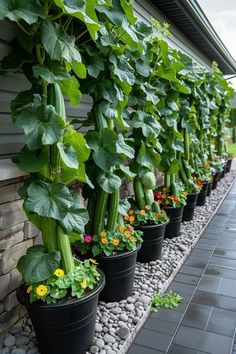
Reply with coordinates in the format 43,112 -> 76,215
136,221 -> 169,263
207,182 -> 213,197
17,272 -> 105,354
163,206 -> 184,239
212,172 -> 220,190
96,245 -> 141,302
182,192 -> 199,222
196,182 -> 209,206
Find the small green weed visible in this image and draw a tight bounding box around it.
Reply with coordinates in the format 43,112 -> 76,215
149,289 -> 183,313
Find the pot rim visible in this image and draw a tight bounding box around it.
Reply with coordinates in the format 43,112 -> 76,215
163,205 -> 184,211
97,243 -> 141,260
136,219 -> 169,231
17,269 -> 105,309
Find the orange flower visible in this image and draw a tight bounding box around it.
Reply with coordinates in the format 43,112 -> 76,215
165,201 -> 170,205
163,187 -> 167,192
162,194 -> 166,199
175,197 -> 180,203
100,231 -> 106,237
170,195 -> 175,200
119,226 -> 125,232
101,237 -> 108,244
157,200 -> 162,204
154,213 -> 159,217
113,239 -> 119,246
124,215 -> 130,221
130,237 -> 136,242
129,216 -> 135,222
140,210 -> 146,215
124,230 -> 131,237
128,209 -> 134,215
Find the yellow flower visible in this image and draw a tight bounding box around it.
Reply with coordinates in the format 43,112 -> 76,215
119,226 -> 125,232
130,237 -> 136,242
54,268 -> 65,277
36,284 -> 48,297
81,279 -> 87,289
100,231 -> 106,237
113,238 -> 119,246
90,259 -> 98,266
101,237 -> 108,244
27,285 -> 32,294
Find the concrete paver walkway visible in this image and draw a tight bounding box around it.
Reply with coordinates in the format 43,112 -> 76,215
128,179 -> 236,354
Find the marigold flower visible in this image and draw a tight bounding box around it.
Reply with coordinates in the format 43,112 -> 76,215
162,194 -> 166,199
100,231 -> 106,237
81,279 -> 87,289
54,268 -> 65,277
84,235 -> 92,243
163,187 -> 167,192
113,238 -> 119,246
27,285 -> 32,294
36,284 -> 48,297
175,197 -> 180,203
124,230 -> 131,237
101,237 -> 108,244
140,210 -> 146,215
128,209 -> 134,215
170,195 -> 175,200
154,213 -> 159,217
124,215 -> 130,221
145,205 -> 151,210
157,200 -> 162,204
165,201 -> 170,205
130,237 -> 136,242
119,226 -> 125,232
129,216 -> 135,222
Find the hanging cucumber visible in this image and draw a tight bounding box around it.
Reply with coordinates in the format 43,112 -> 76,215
141,171 -> 156,189
144,188 -> 154,206
152,201 -> 161,213
117,213 -> 125,226
107,190 -> 119,231
184,129 -> 190,160
133,178 -> 145,209
170,174 -> 177,196
178,156 -> 188,183
93,189 -> 109,235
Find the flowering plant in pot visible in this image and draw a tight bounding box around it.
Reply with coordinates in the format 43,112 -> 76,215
0,2 -> 110,353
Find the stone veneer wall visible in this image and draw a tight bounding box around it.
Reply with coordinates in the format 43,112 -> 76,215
0,172 -> 164,337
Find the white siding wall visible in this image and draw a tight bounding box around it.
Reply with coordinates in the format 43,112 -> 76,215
0,2 -> 211,158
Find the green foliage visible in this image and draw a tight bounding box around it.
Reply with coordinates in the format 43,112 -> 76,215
150,290 -> 183,312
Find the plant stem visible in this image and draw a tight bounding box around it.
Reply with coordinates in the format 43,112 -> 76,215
57,226 -> 75,273
41,218 -> 57,252
93,189 -> 109,235
107,190 -> 119,231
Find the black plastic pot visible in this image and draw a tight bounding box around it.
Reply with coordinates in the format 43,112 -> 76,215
136,221 -> 169,263
212,172 -> 220,190
182,192 -> 199,222
97,245 -> 141,302
17,273 -> 105,354
196,182 -> 209,206
163,206 -> 184,239
221,165 -> 226,178
226,158 -> 232,173
207,182 -> 213,197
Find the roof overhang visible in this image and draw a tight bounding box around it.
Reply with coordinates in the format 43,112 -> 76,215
149,0 -> 236,74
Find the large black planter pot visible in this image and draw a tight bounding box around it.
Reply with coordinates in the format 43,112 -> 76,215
136,221 -> 169,263
17,273 -> 105,354
182,192 -> 199,222
226,158 -> 232,173
97,245 -> 141,302
196,182 -> 209,206
212,172 -> 220,190
207,182 -> 213,197
163,206 -> 184,239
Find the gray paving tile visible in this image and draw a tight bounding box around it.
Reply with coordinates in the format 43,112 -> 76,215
174,273 -> 200,285
213,248 -> 236,259
206,307 -> 236,337
189,248 -> 212,261
169,282 -> 196,295
152,306 -> 186,324
173,326 -> 233,354
192,290 -> 236,312
127,344 -> 164,354
144,317 -> 177,335
181,303 -> 212,330
180,265 -> 204,276
134,328 -> 172,351
168,344 -> 209,354
218,278 -> 236,297
197,274 -> 222,293
209,256 -> 236,269
205,265 -> 236,279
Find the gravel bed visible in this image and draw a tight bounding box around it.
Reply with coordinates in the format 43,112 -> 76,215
0,173 -> 235,354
